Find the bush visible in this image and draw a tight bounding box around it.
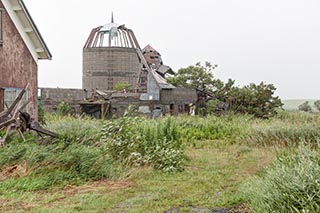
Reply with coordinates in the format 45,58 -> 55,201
206,99 -> 220,115
314,100 -> 320,112
227,82 -> 283,119
57,101 -> 74,116
114,82 -> 131,92
38,104 -> 46,125
299,101 -> 312,112
241,146 -> 320,212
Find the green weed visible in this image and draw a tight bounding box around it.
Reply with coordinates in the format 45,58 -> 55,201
101,113 -> 186,172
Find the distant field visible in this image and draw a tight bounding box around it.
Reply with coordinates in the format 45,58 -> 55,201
282,99 -> 317,111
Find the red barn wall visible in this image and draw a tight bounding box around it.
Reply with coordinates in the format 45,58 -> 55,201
0,1 -> 38,120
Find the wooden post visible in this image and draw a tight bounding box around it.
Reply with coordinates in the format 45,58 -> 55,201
0,88 -> 4,113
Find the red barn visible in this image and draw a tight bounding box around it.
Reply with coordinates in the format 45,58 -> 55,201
0,0 -> 51,120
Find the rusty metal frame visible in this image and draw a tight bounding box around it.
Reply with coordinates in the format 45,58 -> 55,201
84,24 -> 142,49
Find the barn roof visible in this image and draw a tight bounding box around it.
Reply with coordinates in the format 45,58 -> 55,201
2,0 -> 52,60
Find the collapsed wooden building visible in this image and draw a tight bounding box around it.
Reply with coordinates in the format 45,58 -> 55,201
41,15 -> 197,118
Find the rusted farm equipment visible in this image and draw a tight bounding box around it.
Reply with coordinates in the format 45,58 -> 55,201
0,86 -> 56,146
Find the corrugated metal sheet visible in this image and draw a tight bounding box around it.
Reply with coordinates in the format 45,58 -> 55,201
150,69 -> 175,89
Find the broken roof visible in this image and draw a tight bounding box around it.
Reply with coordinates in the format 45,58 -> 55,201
142,44 -> 161,55
156,65 -> 174,76
150,69 -> 175,89
2,0 -> 52,60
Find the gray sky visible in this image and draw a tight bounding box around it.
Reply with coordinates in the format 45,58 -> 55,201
26,0 -> 320,99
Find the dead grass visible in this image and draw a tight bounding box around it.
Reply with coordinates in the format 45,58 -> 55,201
0,161 -> 28,181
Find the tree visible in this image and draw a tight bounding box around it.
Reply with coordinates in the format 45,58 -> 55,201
228,82 -> 283,118
169,62 -> 283,118
299,101 -> 312,112
167,62 -> 218,91
314,100 -> 320,112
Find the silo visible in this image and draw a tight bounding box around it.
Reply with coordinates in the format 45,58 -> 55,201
83,15 -> 143,91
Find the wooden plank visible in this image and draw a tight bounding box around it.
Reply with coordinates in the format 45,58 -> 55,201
0,88 -> 4,113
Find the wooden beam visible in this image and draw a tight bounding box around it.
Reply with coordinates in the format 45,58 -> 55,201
36,48 -> 44,53
12,5 -> 22,11
25,27 -> 33,33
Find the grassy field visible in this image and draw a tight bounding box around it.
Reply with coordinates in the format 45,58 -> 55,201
0,112 -> 320,212
0,143 -> 274,212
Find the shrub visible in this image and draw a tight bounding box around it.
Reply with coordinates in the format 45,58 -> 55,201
114,82 -> 131,92
206,99 -> 220,115
299,101 -> 312,113
227,82 -> 283,119
57,101 -> 74,116
314,100 -> 320,112
38,104 -> 46,125
241,146 -> 320,212
102,112 -> 142,164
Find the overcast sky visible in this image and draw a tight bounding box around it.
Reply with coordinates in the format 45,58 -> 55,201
26,0 -> 320,99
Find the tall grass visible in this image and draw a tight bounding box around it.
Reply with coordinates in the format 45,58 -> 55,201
45,114 -> 104,144
101,114 -> 185,172
174,114 -> 251,143
0,115 -> 117,192
1,111 -> 320,193
241,145 -> 320,212
140,118 -> 185,172
250,112 -> 320,146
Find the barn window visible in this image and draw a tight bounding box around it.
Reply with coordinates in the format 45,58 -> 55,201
4,88 -> 28,112
0,8 -> 3,46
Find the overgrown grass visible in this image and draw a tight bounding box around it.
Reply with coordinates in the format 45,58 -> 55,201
102,114 -> 185,172
174,114 -> 251,143
0,115 -> 117,192
250,111 -> 320,146
2,111 -> 320,211
241,145 -> 320,212
45,114 -> 104,144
